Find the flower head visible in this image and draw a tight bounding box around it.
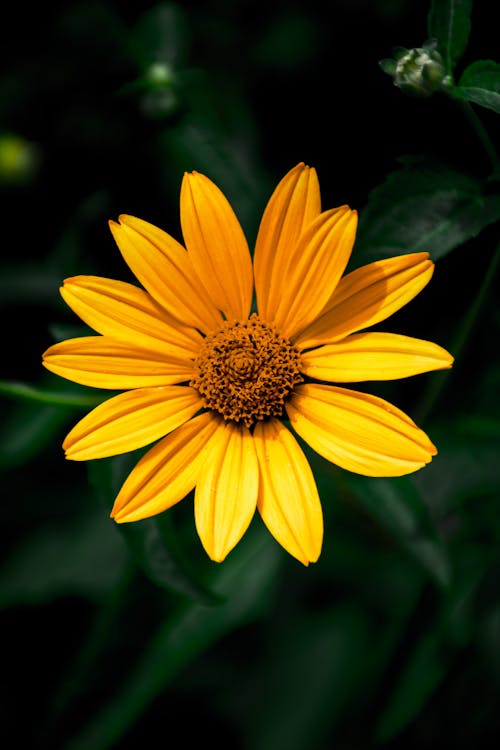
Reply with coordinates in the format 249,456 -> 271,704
42,164 -> 453,565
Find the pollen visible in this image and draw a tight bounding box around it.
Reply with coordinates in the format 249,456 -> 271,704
191,314 -> 303,427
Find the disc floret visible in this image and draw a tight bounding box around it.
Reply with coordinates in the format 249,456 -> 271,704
191,315 -> 303,427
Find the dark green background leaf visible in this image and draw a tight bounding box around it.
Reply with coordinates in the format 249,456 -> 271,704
342,474 -> 451,589
375,628 -> 448,743
0,510 -> 126,607
2,2 -> 500,749
427,0 -> 472,73
455,59 -> 500,114
65,526 -> 282,750
88,455 -> 222,605
354,156 -> 500,264
117,515 -> 224,605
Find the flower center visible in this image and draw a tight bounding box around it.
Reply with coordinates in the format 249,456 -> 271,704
191,314 -> 303,427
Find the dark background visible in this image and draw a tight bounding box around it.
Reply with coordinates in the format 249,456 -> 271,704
1,1 -> 499,748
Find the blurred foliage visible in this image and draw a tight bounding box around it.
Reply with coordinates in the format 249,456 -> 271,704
1,0 -> 499,748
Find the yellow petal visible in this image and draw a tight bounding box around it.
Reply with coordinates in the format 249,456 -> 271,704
274,207 -> 358,338
60,275 -> 202,357
63,386 -> 203,461
295,252 -> 434,348
42,336 -> 193,389
109,216 -> 223,334
254,163 -> 321,322
180,172 -> 253,319
253,419 -> 323,565
302,332 -> 454,382
195,421 -> 258,562
112,412 -> 219,523
287,383 -> 437,477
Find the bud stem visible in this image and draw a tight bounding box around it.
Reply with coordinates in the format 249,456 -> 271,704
417,238 -> 500,424
456,99 -> 500,181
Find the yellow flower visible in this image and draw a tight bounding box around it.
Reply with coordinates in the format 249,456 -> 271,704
42,163 -> 453,565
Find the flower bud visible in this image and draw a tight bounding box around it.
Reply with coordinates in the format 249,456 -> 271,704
140,62 -> 179,118
145,62 -> 174,88
379,40 -> 452,98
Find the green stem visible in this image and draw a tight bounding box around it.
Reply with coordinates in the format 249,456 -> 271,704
418,96 -> 500,422
0,380 -> 108,407
450,240 -> 500,359
417,238 -> 500,423
456,99 -> 500,180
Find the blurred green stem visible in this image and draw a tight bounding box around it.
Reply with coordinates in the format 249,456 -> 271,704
0,380 -> 107,407
418,100 -> 500,422
418,238 -> 500,423
456,99 -> 500,181
364,582 -> 441,733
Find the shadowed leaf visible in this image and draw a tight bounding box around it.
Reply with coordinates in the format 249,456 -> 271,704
342,474 -> 451,589
355,156 -> 500,265
65,525 -> 282,750
0,510 -> 126,606
88,455 -> 222,605
427,0 -> 472,73
455,60 -> 500,114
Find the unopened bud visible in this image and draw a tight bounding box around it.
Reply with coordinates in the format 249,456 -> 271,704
141,62 -> 179,119
379,41 -> 451,98
145,62 -> 174,88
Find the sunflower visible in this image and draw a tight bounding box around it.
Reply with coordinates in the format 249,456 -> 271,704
42,163 -> 453,565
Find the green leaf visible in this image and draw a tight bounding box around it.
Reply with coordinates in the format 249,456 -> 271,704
343,474 -> 451,589
65,525 -> 282,750
413,417 -> 500,517
243,606 -> 372,750
454,59 -> 500,113
0,509 -> 127,607
0,401 -> 70,468
354,156 -> 500,265
0,376 -> 109,467
117,515 -> 224,605
375,629 -> 447,743
427,0 -> 472,73
88,455 -> 221,605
